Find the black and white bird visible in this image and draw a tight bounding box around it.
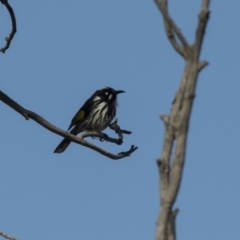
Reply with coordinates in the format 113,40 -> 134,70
54,87 -> 125,153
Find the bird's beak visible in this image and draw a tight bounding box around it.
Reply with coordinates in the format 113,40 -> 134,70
115,90 -> 125,94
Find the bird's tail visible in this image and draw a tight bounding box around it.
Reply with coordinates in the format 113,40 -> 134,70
54,127 -> 78,153
54,138 -> 71,153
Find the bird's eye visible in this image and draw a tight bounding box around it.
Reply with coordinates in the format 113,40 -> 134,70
105,92 -> 109,95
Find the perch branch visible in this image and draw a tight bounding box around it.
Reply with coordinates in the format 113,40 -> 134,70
0,90 -> 137,160
82,131 -> 123,145
80,118 -> 132,146
0,0 -> 17,53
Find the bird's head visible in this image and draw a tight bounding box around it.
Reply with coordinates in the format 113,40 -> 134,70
93,87 -> 125,105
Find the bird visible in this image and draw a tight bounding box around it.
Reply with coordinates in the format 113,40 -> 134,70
54,87 -> 125,153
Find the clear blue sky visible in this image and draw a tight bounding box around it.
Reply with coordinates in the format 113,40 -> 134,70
1,1 -> 240,239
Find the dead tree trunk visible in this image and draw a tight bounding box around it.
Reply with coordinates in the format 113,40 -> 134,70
154,1 -> 210,240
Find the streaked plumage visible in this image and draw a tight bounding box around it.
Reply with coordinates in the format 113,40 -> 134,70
54,87 -> 125,153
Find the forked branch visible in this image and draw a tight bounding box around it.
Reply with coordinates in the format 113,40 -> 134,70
0,90 -> 137,160
154,0 -> 190,59
0,0 -> 17,53
155,0 -> 210,240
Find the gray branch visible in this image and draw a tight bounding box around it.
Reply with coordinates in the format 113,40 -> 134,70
194,0 -> 210,60
0,90 -> 137,160
0,231 -> 19,240
155,0 -> 210,240
154,0 -> 190,59
0,0 -> 17,53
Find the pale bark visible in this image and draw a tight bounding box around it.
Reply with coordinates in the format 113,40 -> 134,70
154,0 -> 210,239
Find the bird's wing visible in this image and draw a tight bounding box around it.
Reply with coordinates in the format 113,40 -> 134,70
67,109 -> 85,131
67,98 -> 94,131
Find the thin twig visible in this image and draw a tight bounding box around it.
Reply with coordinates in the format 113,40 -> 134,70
198,60 -> 209,72
0,231 -> 19,240
0,0 -> 17,53
0,90 -> 137,160
81,131 -> 123,145
118,145 -> 138,156
109,119 -> 132,135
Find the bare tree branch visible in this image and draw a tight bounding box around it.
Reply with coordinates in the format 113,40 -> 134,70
81,118 -> 132,146
0,0 -> 17,53
198,60 -> 209,72
154,0 -> 190,59
166,209 -> 178,240
155,1 -> 211,240
109,118 -> 132,135
0,231 -> 19,240
82,131 -> 123,145
0,90 -> 137,160
194,0 -> 210,60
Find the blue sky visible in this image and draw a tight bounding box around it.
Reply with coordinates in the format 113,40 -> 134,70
1,1 -> 240,239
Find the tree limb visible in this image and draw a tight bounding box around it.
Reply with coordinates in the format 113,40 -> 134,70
166,209 -> 178,240
0,90 -> 137,160
194,0 -> 210,60
155,1 -> 211,239
0,231 -> 19,240
154,0 -> 190,59
0,0 -> 17,53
